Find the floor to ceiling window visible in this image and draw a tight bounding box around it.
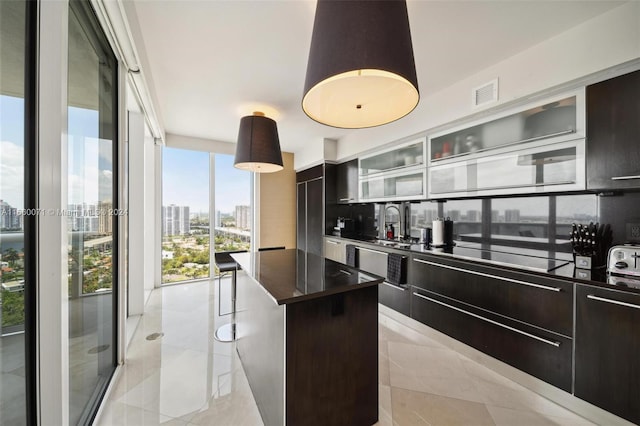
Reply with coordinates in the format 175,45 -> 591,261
160,150 -> 252,282
0,0 -> 30,424
161,147 -> 210,284
67,1 -> 118,423
214,154 -> 252,257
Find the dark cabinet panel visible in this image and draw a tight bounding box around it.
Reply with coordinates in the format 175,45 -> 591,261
411,289 -> 572,392
336,159 -> 358,204
575,284 -> 640,424
379,282 -> 410,316
297,183 -> 306,251
410,255 -> 573,336
586,70 -> 640,190
297,169 -> 324,256
306,178 -> 324,256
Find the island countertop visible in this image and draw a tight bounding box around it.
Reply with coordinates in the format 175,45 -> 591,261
232,249 -> 384,305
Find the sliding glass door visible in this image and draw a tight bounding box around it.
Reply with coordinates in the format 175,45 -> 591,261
0,0 -> 31,423
67,1 -> 118,423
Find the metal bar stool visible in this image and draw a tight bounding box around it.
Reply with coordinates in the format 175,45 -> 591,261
213,250 -> 247,342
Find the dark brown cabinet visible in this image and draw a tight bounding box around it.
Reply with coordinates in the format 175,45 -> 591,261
336,159 -> 358,204
575,284 -> 640,424
297,163 -> 339,255
411,288 -> 573,391
297,165 -> 324,256
409,254 -> 573,391
586,69 -> 640,190
379,282 -> 410,316
410,255 -> 573,336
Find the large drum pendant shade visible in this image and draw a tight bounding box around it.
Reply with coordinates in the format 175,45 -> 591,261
302,0 -> 419,129
234,112 -> 284,173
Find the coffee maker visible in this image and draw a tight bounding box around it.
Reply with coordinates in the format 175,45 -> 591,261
333,217 -> 355,237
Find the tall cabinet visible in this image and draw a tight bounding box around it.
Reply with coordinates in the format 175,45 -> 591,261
297,164 -> 336,283
297,164 -> 336,256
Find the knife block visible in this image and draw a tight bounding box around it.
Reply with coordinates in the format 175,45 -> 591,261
575,255 -> 593,270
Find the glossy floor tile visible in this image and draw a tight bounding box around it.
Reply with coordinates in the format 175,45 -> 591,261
98,278 -> 594,426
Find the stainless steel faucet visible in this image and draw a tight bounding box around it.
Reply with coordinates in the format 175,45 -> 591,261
384,204 -> 402,240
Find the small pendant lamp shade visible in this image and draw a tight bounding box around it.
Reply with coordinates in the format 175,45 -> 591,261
302,0 -> 419,129
233,112 -> 284,173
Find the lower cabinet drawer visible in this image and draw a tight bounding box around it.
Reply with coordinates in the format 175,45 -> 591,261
379,282 -> 410,316
357,246 -> 388,278
411,288 -> 572,392
411,256 -> 573,337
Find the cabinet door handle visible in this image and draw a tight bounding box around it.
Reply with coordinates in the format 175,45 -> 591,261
357,247 -> 388,256
587,294 -> 640,310
339,198 -> 355,201
326,240 -> 340,245
383,281 -> 406,291
611,175 -> 640,181
412,258 -> 562,292
413,292 -> 561,347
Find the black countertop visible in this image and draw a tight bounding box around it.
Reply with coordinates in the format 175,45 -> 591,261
329,235 -> 640,294
232,249 -> 385,305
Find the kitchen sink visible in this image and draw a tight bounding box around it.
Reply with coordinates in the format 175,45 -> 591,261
374,239 -> 413,249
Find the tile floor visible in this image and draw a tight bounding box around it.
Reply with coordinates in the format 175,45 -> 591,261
98,277 -> 595,425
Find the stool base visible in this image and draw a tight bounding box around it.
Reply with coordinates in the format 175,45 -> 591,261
214,323 -> 236,342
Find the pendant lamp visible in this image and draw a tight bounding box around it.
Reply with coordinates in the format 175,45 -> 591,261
302,0 -> 419,129
233,112 -> 284,173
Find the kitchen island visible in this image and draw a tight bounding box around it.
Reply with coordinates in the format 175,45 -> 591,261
231,249 -> 384,426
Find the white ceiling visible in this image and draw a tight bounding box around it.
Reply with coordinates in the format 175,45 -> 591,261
131,0 -> 624,154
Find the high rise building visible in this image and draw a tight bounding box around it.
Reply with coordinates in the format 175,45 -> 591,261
98,201 -> 113,234
0,200 -> 21,230
466,210 -> 481,222
215,210 -> 221,227
162,204 -> 191,236
505,209 -> 521,223
235,205 -> 251,230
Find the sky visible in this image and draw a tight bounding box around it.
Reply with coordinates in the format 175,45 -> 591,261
2,95 -> 249,215
2,95 -> 114,208
162,147 -> 251,214
0,95 -> 25,208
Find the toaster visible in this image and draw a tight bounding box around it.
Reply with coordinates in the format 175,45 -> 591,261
607,245 -> 640,278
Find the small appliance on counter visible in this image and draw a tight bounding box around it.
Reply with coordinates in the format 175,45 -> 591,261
333,217 -> 355,238
418,227 -> 432,245
570,222 -> 612,270
603,244 -> 640,289
432,217 -> 454,247
607,244 -> 640,278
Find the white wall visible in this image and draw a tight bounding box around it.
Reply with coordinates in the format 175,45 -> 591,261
127,111 -> 146,315
143,132 -> 155,297
293,137 -> 337,171
328,1 -> 640,162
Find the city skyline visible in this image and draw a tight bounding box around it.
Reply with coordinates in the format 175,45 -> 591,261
163,148 -> 251,214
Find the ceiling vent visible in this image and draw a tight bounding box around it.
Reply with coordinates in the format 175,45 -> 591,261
472,79 -> 498,108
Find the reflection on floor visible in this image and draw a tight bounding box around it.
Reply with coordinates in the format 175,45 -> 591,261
99,277 -> 594,426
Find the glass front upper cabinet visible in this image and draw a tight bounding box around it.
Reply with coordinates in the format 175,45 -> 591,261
429,91 -> 584,163
359,138 -> 426,202
429,139 -> 585,198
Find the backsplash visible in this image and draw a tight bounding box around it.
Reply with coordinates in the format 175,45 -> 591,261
328,191 -> 640,250
408,194 -> 598,252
